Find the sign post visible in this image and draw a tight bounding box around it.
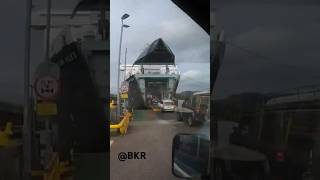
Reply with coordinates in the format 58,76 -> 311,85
120,81 -> 129,114
34,75 -> 59,116
35,76 -> 59,100
33,61 -> 60,168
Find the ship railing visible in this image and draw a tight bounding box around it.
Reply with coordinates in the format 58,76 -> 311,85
124,65 -> 180,79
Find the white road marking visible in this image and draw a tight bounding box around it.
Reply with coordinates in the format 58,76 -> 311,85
156,120 -> 171,124
110,140 -> 114,147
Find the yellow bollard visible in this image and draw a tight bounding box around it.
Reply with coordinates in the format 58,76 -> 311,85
0,122 -> 13,146
110,112 -> 132,135
4,122 -> 13,135
109,100 -> 117,109
0,131 -> 9,146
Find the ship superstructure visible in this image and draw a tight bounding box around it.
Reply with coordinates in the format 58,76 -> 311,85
122,38 -> 180,109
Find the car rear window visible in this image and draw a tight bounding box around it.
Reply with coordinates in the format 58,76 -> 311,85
164,102 -> 173,105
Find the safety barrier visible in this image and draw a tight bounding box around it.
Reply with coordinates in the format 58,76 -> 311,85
110,112 -> 133,135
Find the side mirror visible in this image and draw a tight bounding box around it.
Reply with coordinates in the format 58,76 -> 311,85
172,134 -> 210,179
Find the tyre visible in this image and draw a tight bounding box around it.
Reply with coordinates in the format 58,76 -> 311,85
187,115 -> 194,126
177,112 -> 183,121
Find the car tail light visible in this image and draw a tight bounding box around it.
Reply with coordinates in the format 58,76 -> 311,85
275,151 -> 285,162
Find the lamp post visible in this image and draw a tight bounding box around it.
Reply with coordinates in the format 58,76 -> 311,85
124,47 -> 127,81
117,13 -> 130,120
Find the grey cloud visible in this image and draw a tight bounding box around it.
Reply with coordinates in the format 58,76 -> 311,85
110,0 -> 210,92
214,1 -> 320,98
0,0 -> 27,104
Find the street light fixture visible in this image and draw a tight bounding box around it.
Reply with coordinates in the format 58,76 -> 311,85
123,24 -> 130,28
122,13 -> 130,20
117,13 -> 130,121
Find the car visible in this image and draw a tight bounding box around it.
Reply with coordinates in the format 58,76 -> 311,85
151,98 -> 159,106
171,133 -> 269,180
172,134 -> 210,179
160,99 -> 176,112
157,101 -> 163,108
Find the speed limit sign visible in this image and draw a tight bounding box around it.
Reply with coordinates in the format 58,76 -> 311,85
34,76 -> 60,100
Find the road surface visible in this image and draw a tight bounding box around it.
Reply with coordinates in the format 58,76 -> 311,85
110,109 -> 209,180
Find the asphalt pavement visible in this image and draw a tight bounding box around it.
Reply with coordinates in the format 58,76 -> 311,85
110,110 -> 209,180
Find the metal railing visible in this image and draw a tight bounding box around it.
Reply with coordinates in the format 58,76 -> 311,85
121,65 -> 180,79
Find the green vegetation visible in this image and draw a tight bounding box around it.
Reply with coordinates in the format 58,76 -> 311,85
176,91 -> 195,100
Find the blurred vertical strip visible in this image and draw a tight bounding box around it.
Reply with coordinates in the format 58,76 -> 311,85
211,0 -> 225,145
23,0 -> 32,179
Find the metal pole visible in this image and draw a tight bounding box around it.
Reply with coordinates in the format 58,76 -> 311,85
40,0 -> 53,168
117,20 -> 124,120
100,0 -> 106,40
23,0 -> 32,179
124,48 -> 127,81
45,0 -> 52,62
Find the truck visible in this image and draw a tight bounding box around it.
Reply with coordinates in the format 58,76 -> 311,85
176,91 -> 210,126
229,90 -> 320,179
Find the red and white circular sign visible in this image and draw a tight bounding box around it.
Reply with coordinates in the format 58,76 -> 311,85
120,81 -> 129,93
34,76 -> 60,100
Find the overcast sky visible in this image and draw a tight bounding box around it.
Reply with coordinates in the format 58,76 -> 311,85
0,0 -> 76,105
110,0 -> 210,94
0,1 -> 26,104
214,0 -> 320,99
0,0 -> 209,104
3,0 -> 320,103
3,0 -> 319,103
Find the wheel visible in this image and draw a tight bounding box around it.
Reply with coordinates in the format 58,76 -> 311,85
187,115 -> 193,126
177,112 -> 183,121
